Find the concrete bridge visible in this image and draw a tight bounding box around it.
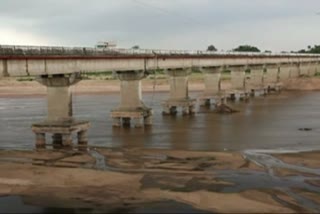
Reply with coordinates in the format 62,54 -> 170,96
1,45 -> 320,148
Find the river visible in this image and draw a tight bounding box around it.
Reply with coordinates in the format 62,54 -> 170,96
1,90 -> 320,152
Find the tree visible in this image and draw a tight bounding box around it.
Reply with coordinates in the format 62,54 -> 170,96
207,45 -> 217,52
295,45 -> 320,54
132,45 -> 140,49
264,50 -> 272,53
233,45 -> 260,52
308,45 -> 320,54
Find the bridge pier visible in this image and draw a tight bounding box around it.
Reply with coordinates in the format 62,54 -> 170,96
226,65 -> 249,101
32,73 -> 90,148
0,59 -> 8,78
111,71 -> 152,128
265,64 -> 281,92
279,63 -> 291,81
317,62 -> 320,75
162,68 -> 196,115
247,64 -> 266,96
309,62 -> 318,76
290,63 -> 300,78
198,66 -> 224,106
299,63 -> 311,76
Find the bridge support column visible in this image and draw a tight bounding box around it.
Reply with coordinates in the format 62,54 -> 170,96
278,63 -> 291,89
0,59 -> 9,78
162,68 -> 196,115
309,62 -> 318,76
247,65 -> 265,96
198,66 -> 224,106
111,71 -> 152,128
227,65 -> 249,101
32,73 -> 90,148
265,64 -> 281,92
317,62 -> 320,75
290,63 -> 300,78
299,63 -> 311,76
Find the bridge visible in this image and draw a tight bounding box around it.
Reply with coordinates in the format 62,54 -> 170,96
1,45 -> 320,148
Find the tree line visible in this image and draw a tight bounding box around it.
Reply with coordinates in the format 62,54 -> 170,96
206,44 -> 320,54
130,44 -> 320,54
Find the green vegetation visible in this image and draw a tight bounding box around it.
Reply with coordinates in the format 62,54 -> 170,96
132,45 -> 140,49
16,77 -> 35,81
297,45 -> 320,54
82,71 -> 115,80
207,45 -> 217,52
233,45 -> 260,52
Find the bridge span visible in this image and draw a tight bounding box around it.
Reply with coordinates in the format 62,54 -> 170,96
1,45 -> 320,148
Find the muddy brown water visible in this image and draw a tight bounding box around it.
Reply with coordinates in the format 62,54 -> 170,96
1,91 -> 320,151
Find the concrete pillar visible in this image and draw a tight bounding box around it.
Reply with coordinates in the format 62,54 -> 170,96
77,130 -> 88,145
32,73 -> 90,148
289,63 -> 300,78
265,64 -> 281,91
230,65 -> 247,90
111,70 -> 152,127
317,62 -> 320,75
278,64 -> 291,81
62,134 -> 72,146
299,63 -> 310,76
247,65 -> 264,95
0,59 -> 9,78
226,65 -> 249,101
198,66 -> 223,106
37,74 -> 81,122
168,69 -> 190,100
118,72 -> 143,109
35,133 -> 46,148
309,63 -> 318,76
162,68 -> 196,115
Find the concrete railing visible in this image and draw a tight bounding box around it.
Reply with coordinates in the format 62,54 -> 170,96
1,44 -> 320,77
1,44 -> 320,57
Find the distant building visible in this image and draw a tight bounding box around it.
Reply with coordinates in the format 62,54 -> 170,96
95,41 -> 117,49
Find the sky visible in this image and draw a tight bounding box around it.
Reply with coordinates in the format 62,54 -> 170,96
0,0 -> 319,52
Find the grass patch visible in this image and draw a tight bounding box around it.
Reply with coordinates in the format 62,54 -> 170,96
16,77 -> 35,81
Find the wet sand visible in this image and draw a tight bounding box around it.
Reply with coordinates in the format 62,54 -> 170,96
0,148 -> 319,213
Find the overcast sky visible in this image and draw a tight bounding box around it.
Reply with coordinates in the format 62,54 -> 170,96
0,0 -> 319,52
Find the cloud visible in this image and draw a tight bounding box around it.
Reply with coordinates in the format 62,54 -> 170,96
0,0 -> 319,51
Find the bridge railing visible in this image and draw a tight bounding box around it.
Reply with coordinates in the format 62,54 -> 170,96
0,44 -> 320,58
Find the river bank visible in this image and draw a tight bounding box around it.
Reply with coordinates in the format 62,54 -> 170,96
0,147 -> 319,213
1,76 -> 320,98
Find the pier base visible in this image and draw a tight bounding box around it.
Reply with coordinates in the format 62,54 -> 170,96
250,88 -> 268,97
32,73 -> 90,148
111,108 -> 153,128
162,99 -> 196,115
32,120 -> 90,148
225,90 -> 250,101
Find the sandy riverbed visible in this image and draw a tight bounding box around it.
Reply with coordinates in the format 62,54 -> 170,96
0,148 -> 319,213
